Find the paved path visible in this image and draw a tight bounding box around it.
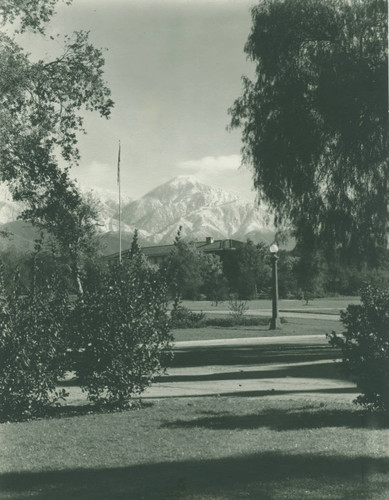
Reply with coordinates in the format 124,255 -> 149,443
141,335 -> 356,401
173,334 -> 327,348
62,335 -> 357,404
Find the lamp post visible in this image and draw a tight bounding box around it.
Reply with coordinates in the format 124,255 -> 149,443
269,243 -> 281,330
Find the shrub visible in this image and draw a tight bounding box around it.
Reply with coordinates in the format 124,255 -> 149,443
170,304 -> 205,328
328,284 -> 389,411
71,252 -> 173,406
204,316 -> 271,327
228,297 -> 249,323
0,265 -> 70,421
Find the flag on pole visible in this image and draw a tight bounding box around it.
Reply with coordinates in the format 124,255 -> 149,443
117,140 -> 121,184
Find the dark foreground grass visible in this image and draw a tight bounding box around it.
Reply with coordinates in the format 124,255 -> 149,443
1,313 -> 386,499
1,397 -> 388,499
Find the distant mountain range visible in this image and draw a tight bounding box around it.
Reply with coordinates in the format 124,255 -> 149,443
0,175 -> 281,255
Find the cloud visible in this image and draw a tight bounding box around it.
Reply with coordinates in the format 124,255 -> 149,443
178,154 -> 241,173
176,154 -> 255,202
70,161 -> 119,194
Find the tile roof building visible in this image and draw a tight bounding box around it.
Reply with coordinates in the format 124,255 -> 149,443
106,237 -> 245,266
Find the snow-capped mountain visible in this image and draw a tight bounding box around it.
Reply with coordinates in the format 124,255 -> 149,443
118,175 -> 275,245
0,176 -> 278,253
84,187 -> 134,233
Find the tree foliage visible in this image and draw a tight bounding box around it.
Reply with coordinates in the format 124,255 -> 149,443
328,285 -> 389,411
0,27 -> 113,196
164,229 -> 225,301
229,0 -> 388,264
0,0 -> 70,34
0,234 -> 173,419
222,240 -> 271,299
29,190 -> 103,294
293,245 -> 326,300
0,0 -> 113,280
0,260 -> 71,421
71,251 -> 172,406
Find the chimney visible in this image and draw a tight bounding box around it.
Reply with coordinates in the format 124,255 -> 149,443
205,237 -> 214,244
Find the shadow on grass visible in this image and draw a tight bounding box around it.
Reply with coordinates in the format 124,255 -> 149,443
156,361 -> 346,383
216,387 -> 357,397
162,407 -> 389,431
0,401 -> 155,424
170,343 -> 341,368
1,452 -> 388,500
143,387 -> 358,402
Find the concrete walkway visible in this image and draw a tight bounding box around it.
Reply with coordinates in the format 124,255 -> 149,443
62,335 -> 357,405
141,335 -> 356,401
173,334 -> 327,348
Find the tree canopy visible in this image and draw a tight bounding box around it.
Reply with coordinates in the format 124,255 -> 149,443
229,0 -> 388,264
222,240 -> 271,299
0,0 -> 113,286
0,7 -> 113,204
164,228 -> 225,301
0,0 -> 70,34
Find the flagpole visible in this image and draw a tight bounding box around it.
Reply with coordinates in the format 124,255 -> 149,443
117,140 -> 122,264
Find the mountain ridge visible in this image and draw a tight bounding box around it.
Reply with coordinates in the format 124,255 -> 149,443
118,176 -> 275,245
0,176 -> 279,253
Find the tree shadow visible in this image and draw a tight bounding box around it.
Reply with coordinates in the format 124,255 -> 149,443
156,360 -> 347,383
142,387 -> 358,402
209,387 -> 357,398
1,401 -> 155,424
162,406 -> 389,431
171,343 -> 341,368
1,452 -> 388,500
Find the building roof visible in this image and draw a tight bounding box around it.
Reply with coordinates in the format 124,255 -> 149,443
105,238 -> 244,261
196,239 -> 245,252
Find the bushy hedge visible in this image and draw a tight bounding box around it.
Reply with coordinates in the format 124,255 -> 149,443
71,252 -> 173,406
170,305 -> 206,328
169,306 -> 274,329
328,285 -> 389,411
204,316 -> 272,328
0,247 -> 173,419
0,266 -> 70,421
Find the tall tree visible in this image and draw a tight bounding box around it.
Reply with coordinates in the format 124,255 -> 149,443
222,240 -> 271,299
164,229 -> 225,301
165,237 -> 206,301
0,0 -> 113,290
200,252 -> 228,303
229,0 -> 388,264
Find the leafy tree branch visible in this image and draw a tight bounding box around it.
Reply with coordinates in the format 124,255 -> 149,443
229,0 -> 388,265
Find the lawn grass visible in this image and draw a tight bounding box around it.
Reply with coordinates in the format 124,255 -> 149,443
180,297 -> 360,315
1,397 -> 388,499
1,306 -> 387,500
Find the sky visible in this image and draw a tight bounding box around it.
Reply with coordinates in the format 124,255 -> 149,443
23,0 -> 258,202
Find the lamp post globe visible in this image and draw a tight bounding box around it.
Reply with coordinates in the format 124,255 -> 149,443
270,243 -> 279,254
270,243 -> 281,330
